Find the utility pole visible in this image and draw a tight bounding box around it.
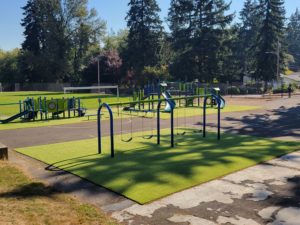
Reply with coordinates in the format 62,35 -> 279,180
97,56 -> 100,93
276,41 -> 281,80
276,41 -> 282,97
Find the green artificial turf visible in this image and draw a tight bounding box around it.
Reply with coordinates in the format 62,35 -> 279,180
16,129 -> 300,204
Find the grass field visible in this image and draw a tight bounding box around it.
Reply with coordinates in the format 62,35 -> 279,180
0,161 -> 118,225
16,128 -> 300,204
0,91 -> 131,116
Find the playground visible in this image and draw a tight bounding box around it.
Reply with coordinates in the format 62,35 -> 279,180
1,84 -> 300,225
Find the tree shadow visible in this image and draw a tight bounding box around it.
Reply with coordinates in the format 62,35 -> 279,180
262,175 -> 300,219
0,182 -> 57,199
221,104 -> 300,139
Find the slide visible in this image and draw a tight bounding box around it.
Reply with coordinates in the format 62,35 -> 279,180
162,91 -> 176,112
211,94 -> 225,109
0,110 -> 32,124
219,95 -> 226,109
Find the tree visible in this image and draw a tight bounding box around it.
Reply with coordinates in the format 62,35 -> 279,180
20,0 -> 67,82
0,49 -> 21,85
220,26 -> 242,83
286,8 -> 300,71
168,0 -> 233,82
125,0 -> 163,85
254,0 -> 285,87
20,0 -> 106,84
237,0 -> 261,78
61,0 -> 106,83
82,50 -> 122,84
103,29 -> 129,52
168,0 -> 197,81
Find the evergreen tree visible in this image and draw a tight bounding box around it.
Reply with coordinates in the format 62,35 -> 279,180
125,0 -> 163,85
237,0 -> 261,78
255,0 -> 285,87
168,0 -> 196,81
220,26 -> 242,83
20,0 -> 70,82
168,0 -> 233,82
286,9 -> 300,71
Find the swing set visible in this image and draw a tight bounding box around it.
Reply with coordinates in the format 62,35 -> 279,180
97,93 -> 224,158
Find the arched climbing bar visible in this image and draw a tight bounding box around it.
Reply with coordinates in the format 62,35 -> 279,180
97,103 -> 114,157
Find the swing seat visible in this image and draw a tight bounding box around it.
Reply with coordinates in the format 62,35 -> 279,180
193,129 -> 202,133
143,135 -> 154,140
121,137 -> 133,142
177,131 -> 186,136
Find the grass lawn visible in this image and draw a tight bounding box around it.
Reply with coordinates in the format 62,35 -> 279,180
0,161 -> 118,225
0,91 -> 131,117
16,129 -> 300,204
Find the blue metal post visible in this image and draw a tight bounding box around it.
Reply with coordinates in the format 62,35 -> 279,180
56,99 -> 59,118
44,97 -> 47,120
203,97 -> 207,138
218,104 -> 221,140
97,107 -> 102,154
39,97 -> 42,120
97,103 -> 114,158
171,108 -> 174,147
157,99 -> 175,147
73,97 -> 75,117
62,97 -> 65,118
203,94 -> 221,140
157,101 -> 161,145
32,98 -> 35,121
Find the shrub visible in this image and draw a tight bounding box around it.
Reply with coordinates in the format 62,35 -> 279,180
272,85 -> 294,94
227,86 -> 240,95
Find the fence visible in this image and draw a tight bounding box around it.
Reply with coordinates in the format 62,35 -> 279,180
0,82 -> 266,95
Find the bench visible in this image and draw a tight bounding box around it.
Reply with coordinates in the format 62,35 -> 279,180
86,114 -> 98,120
86,113 -> 104,120
0,143 -> 8,160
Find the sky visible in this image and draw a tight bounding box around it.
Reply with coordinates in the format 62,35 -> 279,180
0,0 -> 299,51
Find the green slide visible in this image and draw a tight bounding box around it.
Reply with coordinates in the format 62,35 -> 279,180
0,110 -> 33,124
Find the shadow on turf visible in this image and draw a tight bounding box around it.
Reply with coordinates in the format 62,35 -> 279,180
45,154 -> 100,171
36,131 -> 300,203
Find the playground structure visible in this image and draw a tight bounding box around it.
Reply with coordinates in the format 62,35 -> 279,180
123,81 -> 224,113
97,91 -> 225,158
0,97 -> 86,124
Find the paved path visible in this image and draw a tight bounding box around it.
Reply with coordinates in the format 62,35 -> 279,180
2,95 -> 300,225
